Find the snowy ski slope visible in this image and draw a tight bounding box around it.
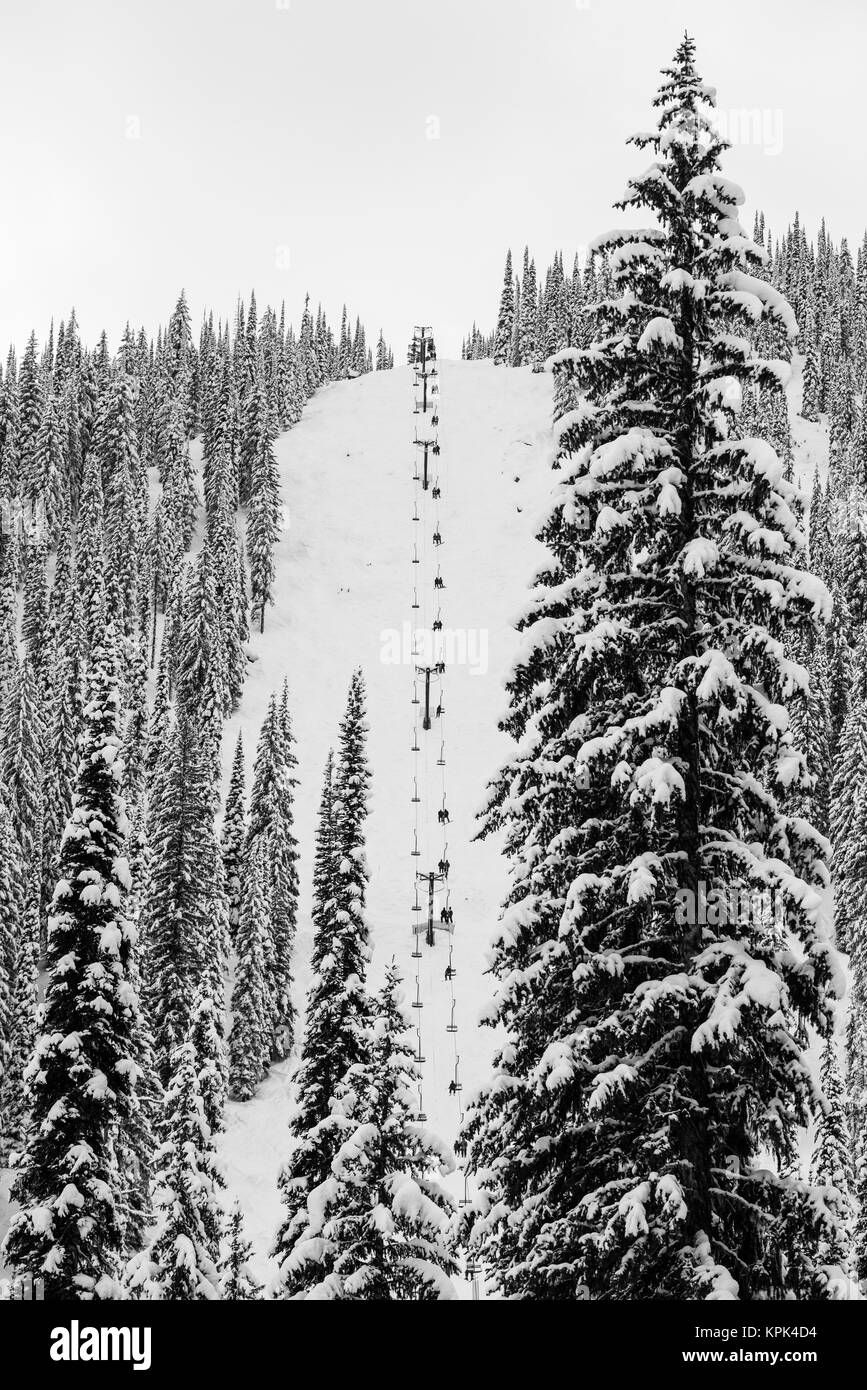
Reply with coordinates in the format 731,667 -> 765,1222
216,359 -> 554,1279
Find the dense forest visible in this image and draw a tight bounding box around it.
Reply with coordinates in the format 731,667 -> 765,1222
1,34 -> 864,1303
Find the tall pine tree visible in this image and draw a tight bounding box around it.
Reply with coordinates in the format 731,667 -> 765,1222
461,39 -> 843,1301
2,641 -> 143,1298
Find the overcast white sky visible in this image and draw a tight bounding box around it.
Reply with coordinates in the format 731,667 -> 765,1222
0,0 -> 863,358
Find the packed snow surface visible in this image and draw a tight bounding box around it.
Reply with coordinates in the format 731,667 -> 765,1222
217,360 -> 554,1280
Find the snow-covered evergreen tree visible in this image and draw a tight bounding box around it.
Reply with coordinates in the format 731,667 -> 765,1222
189,987 -> 227,1136
272,681 -> 373,1292
0,919 -> 38,1165
0,798 -> 36,1166
207,455 -> 248,709
118,928 -> 160,1258
99,370 -> 144,628
222,731 -> 247,947
177,541 -> 227,771
494,249 -> 515,365
461,38 -> 843,1301
21,536 -> 49,677
246,374 -> 282,633
125,1038 -> 223,1300
0,796 -> 18,1061
228,837 -> 271,1101
2,640 -> 143,1298
144,710 -> 223,1083
310,749 -> 336,965
246,691 -> 299,1058
75,450 -> 108,656
830,632 -> 867,952
2,657 -> 44,871
277,962 -> 458,1300
220,1199 -> 262,1300
802,333 -> 820,422
810,1040 -> 854,1233
331,670 -> 371,996
518,250 -> 538,364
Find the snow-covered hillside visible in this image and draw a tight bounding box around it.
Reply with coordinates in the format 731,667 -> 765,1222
0,353 -> 834,1290
215,350 -> 835,1284
214,360 -> 554,1279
